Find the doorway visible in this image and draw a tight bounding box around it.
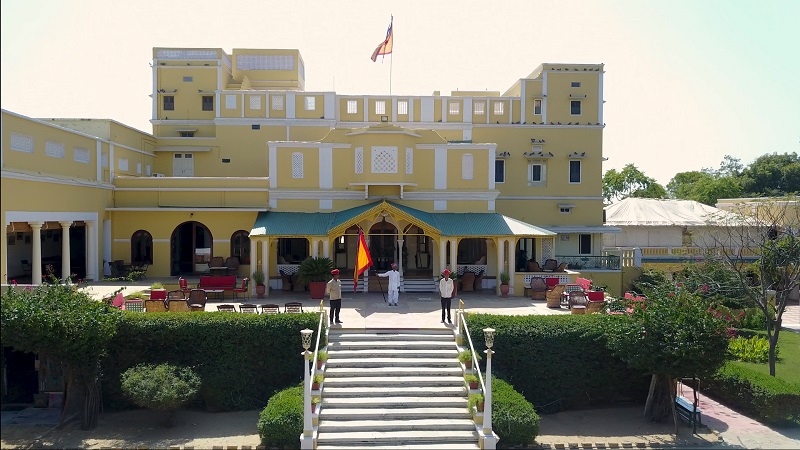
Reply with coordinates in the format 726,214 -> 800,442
369,219 -> 398,271
170,221 -> 212,276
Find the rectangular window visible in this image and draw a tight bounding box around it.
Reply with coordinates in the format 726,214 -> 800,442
570,100 -> 582,115
249,96 -> 262,110
304,96 -> 316,110
73,147 -> 90,163
495,160 -> 505,183
375,100 -> 386,115
291,152 -> 304,178
251,124 -> 261,130
571,81 -> 581,87
474,102 -> 485,115
461,154 -> 473,180
179,130 -> 195,137
163,95 -> 175,111
118,158 -> 129,171
569,160 -> 582,183
183,76 -> 193,82
10,133 -> 34,153
225,95 -> 236,110
347,100 -> 358,114
272,95 -> 284,111
202,96 -> 214,111
529,163 -> 544,183
579,234 -> 591,254
493,101 -> 504,115
398,100 -> 408,115
449,102 -> 460,115
45,141 -> 65,158
533,99 -> 542,115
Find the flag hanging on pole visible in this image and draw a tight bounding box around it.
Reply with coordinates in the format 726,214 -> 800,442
370,16 -> 393,62
354,228 -> 373,292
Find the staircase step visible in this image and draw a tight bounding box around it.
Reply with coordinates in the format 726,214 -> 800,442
324,375 -> 463,387
323,396 -> 467,408
330,340 -> 456,350
319,407 -> 469,419
323,385 -> 465,398
316,430 -> 479,445
325,366 -> 463,377
328,332 -> 453,341
318,445 -> 480,450
329,349 -> 458,358
318,418 -> 475,432
327,357 -> 457,368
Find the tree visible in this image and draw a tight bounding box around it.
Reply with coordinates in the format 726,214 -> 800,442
702,196 -> 800,376
740,152 -> 800,196
121,363 -> 201,427
604,290 -> 730,430
668,171 -> 743,206
603,164 -> 667,203
0,284 -> 122,429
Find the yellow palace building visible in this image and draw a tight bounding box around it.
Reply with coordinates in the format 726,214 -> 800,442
1,47 -> 621,296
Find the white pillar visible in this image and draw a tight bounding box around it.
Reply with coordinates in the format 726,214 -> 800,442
300,349 -> 313,449
310,238 -> 319,258
322,239 -> 329,258
250,238 -> 258,296
483,347 -> 497,449
509,239 -> 516,296
261,239 -> 270,297
449,239 -> 458,276
60,221 -> 72,281
103,220 -> 112,276
30,222 -> 44,285
85,220 -> 98,281
397,239 -> 404,292
495,238 -> 503,296
439,238 -> 447,273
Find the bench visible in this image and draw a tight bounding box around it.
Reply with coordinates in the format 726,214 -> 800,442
198,275 -> 238,296
675,396 -> 702,427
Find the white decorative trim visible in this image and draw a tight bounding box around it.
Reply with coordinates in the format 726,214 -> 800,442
320,199 -> 333,209
346,129 -> 421,137
113,187 -> 269,192
5,210 -> 98,224
105,207 -> 267,212
319,144 -> 333,189
0,170 -> 114,189
434,146 -> 447,190
497,195 -> 604,200
434,200 -> 447,211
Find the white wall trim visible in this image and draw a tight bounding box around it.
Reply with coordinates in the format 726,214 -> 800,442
434,146 -> 447,190
5,211 -> 98,224
319,143 -> 333,189
2,170 -> 115,189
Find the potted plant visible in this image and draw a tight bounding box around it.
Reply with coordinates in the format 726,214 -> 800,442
458,349 -> 481,370
464,373 -> 479,390
316,350 -> 329,370
252,270 -> 266,298
312,373 -> 324,390
297,257 -> 334,299
311,396 -> 321,414
499,271 -> 510,297
468,393 -> 485,412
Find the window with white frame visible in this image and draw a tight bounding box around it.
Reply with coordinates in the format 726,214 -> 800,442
405,148 -> 413,174
291,152 -> 304,178
571,81 -> 581,87
534,99 -> 542,115
398,100 -> 408,115
528,160 -> 547,186
355,147 -> 364,174
493,101 -> 504,115
462,154 -> 473,180
579,234 -> 591,254
569,160 -> 582,183
10,133 -> 34,153
371,146 -> 397,173
272,96 -> 284,111
449,102 -> 460,115
249,96 -> 262,110
118,158 -> 129,171
495,159 -> 505,183
375,100 -> 386,115
474,102 -> 485,115
225,95 -> 237,110
304,96 -> 316,111
347,100 -> 358,114
570,100 -> 582,115
45,141 -> 65,158
136,162 -> 142,174
73,147 -> 90,163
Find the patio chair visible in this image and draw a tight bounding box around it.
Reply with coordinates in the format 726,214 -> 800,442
261,304 -> 281,314
562,284 -> 584,308
542,259 -> 558,272
217,304 -> 236,312
576,277 -> 593,291
527,260 -> 542,272
284,302 -> 304,314
527,277 -> 548,301
168,299 -> 191,312
233,278 -> 249,300
188,289 -> 207,311
473,269 -> 485,291
144,299 -> 168,312
239,304 -> 259,314
568,291 -> 589,314
179,277 -> 192,295
149,289 -> 167,301
555,262 -> 568,272
280,270 -> 294,291
167,290 -> 186,301
460,271 -> 475,292
546,284 -> 565,308
225,256 -> 240,276
209,256 -> 225,268
123,300 -> 145,312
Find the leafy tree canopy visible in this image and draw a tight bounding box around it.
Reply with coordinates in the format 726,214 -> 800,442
603,164 -> 667,203
740,152 -> 800,197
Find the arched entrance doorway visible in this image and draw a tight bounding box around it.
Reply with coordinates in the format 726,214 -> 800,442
369,218 -> 398,271
170,221 -> 212,276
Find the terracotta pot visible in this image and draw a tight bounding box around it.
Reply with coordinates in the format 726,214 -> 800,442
256,284 -> 266,298
463,360 -> 472,370
309,281 -> 326,299
469,381 -> 479,390
478,401 -> 485,412
500,284 -> 510,297
312,382 -> 320,390
317,360 -> 324,370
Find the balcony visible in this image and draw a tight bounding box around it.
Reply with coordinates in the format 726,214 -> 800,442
555,255 -> 621,270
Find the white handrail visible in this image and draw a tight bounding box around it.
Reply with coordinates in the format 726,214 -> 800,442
456,300 -> 486,404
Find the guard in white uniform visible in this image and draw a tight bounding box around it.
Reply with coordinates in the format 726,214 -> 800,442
378,263 -> 401,306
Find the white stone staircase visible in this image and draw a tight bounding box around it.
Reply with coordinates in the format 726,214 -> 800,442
316,329 -> 480,449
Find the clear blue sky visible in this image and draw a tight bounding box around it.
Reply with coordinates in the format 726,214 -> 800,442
2,0 -> 798,186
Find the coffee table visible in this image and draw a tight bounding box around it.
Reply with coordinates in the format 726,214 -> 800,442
205,289 -> 224,300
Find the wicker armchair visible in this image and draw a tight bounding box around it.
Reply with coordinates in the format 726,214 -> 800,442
460,271 -> 475,292
546,284 -> 565,308
568,291 -> 589,314
528,277 -> 548,301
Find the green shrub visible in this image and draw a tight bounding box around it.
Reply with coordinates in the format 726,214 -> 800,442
492,377 -> 540,447
258,384 -> 303,448
121,363 -> 200,412
740,308 -> 769,330
704,362 -> 800,426
728,335 -> 777,363
467,393 -> 484,411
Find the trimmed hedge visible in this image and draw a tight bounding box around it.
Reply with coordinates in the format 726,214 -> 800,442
492,377 -> 540,446
704,362 -> 800,426
258,383 -> 303,449
102,312 -> 323,411
465,313 -> 650,413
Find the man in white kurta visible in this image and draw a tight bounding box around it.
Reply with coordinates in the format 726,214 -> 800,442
378,263 -> 401,306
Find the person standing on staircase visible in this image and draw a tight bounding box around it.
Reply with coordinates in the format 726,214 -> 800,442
326,269 -> 343,324
439,269 -> 454,324
378,263 -> 401,306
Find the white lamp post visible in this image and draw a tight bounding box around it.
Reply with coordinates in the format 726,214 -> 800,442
483,327 -> 497,449
300,329 -> 313,448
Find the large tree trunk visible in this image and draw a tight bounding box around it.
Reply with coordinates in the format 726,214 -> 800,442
643,374 -> 676,424
769,327 -> 780,376
59,365 -> 101,430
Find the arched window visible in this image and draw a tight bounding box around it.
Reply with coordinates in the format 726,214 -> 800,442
231,230 -> 251,264
131,230 -> 153,264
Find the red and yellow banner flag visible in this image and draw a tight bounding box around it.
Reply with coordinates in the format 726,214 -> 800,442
370,17 -> 393,62
354,229 -> 373,292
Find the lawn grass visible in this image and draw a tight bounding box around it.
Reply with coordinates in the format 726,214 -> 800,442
731,328 -> 800,388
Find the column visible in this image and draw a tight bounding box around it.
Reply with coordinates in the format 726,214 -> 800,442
30,222 -> 44,285
250,238 -> 258,296
86,220 -> 98,282
60,221 -> 72,281
439,238 -> 447,273
322,239 -> 329,258
310,238 -> 319,258
509,239 -> 516,296
261,239 -> 270,297
449,239 -> 458,275
495,238 -> 503,296
397,239 -> 404,292
103,220 -> 112,276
